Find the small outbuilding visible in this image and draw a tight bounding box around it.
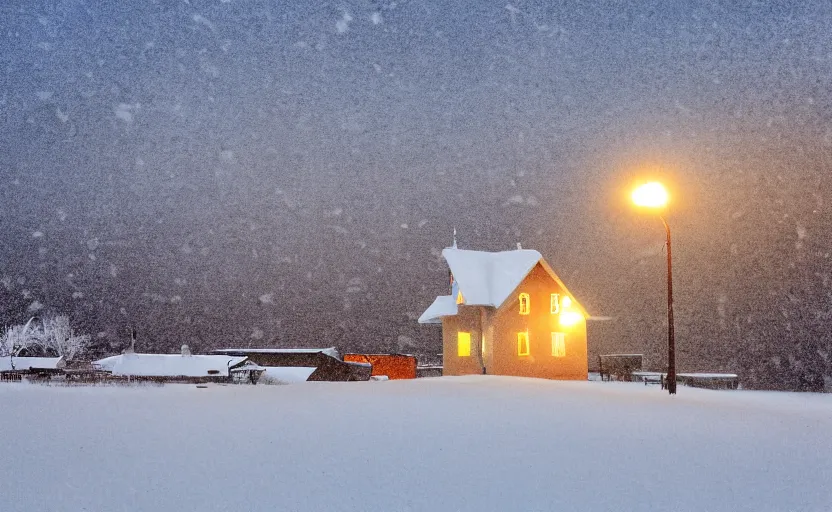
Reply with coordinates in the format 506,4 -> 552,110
1,356 -> 67,381
0,356 -> 66,372
230,360 -> 267,384
94,350 -> 249,383
211,348 -> 372,382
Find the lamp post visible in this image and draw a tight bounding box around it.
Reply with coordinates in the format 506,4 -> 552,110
632,182 -> 676,395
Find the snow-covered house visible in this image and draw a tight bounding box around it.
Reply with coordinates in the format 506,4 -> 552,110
419,246 -> 589,380
94,346 -> 249,383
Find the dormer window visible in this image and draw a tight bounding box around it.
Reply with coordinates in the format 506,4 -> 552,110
519,293 -> 530,315
550,293 -> 560,314
456,290 -> 465,305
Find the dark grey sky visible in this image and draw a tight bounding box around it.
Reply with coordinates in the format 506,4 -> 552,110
2,1 -> 831,388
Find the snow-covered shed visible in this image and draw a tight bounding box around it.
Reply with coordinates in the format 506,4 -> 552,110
229,360 -> 267,384
419,246 -> 589,380
94,352 -> 248,383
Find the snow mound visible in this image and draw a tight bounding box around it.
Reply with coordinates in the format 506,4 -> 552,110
259,366 -> 316,384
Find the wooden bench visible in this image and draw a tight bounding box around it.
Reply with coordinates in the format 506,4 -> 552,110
643,374 -> 663,386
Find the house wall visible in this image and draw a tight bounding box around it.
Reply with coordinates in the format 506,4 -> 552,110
441,306 -> 486,376
487,264 -> 588,380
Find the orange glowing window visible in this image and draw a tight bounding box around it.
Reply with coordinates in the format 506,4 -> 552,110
550,293 -> 560,314
456,291 -> 464,305
551,332 -> 566,357
457,332 -> 471,357
519,293 -> 530,315
517,332 -> 530,356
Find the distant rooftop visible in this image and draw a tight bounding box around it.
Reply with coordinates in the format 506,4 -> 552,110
94,353 -> 247,378
213,347 -> 341,359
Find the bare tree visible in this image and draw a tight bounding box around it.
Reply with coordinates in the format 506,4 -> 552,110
0,315 -> 91,360
0,317 -> 40,357
40,315 -> 91,360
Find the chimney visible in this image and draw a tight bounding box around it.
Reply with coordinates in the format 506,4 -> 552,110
123,329 -> 136,354
181,344 -> 191,357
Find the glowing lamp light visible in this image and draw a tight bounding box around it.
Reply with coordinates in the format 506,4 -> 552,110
559,311 -> 583,327
632,182 -> 669,208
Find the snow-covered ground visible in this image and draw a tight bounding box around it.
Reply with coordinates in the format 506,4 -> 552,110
1,377 -> 830,512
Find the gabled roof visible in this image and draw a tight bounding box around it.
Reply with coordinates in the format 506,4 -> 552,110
418,247 -> 589,322
95,354 -> 247,378
417,295 -> 458,324
443,248 -> 543,307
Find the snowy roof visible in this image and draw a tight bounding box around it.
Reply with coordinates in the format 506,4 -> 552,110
213,347 -> 341,359
96,354 -> 247,378
417,295 -> 458,324
419,247 -> 589,322
443,248 -> 544,307
94,355 -> 120,372
0,356 -> 66,371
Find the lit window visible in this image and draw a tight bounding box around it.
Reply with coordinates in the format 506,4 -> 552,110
517,332 -> 530,356
519,293 -> 530,315
551,332 -> 566,357
456,290 -> 464,305
457,332 -> 471,357
481,334 -> 486,356
561,296 -> 572,309
550,293 -> 560,314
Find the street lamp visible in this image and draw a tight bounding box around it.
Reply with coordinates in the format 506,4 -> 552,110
631,181 -> 676,395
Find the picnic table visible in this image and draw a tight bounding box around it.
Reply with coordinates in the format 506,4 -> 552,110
631,371 -> 739,390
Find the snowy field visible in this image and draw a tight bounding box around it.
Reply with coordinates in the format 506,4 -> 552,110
1,377 -> 830,512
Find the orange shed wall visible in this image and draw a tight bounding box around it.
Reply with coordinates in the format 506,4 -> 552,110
442,306 -> 485,376
487,264 -> 588,380
343,354 -> 417,379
